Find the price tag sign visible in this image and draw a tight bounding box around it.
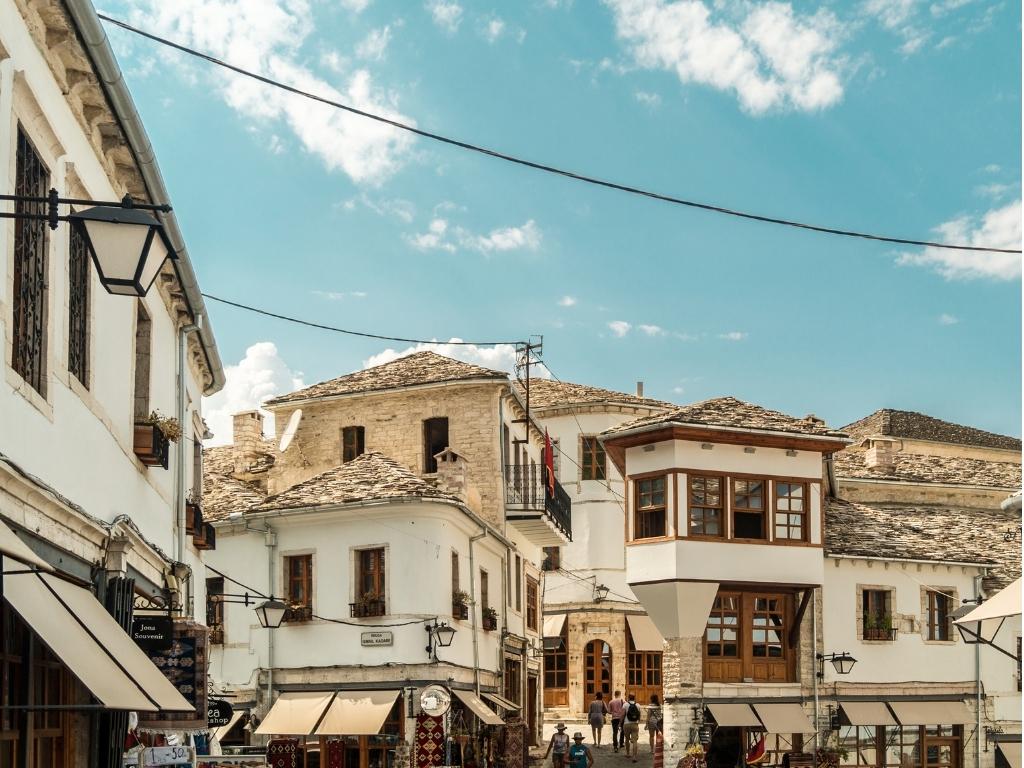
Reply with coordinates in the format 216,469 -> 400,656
142,746 -> 195,766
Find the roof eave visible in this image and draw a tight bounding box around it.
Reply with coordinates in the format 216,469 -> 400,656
264,375 -> 509,410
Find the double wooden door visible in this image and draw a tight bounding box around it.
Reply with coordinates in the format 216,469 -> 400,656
584,640 -> 612,698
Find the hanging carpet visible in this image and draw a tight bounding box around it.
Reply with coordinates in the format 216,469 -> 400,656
416,713 -> 444,768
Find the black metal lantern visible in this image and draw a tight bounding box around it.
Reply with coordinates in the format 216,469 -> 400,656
434,622 -> 456,647
816,651 -> 857,679
594,584 -> 610,603
69,202 -> 175,297
255,599 -> 288,629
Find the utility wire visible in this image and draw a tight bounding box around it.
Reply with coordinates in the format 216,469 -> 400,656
99,13 -> 1021,256
202,293 -> 522,346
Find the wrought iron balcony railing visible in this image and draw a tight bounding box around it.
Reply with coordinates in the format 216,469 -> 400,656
503,464 -> 572,541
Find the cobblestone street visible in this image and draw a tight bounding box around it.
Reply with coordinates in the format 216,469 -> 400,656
533,723 -> 662,768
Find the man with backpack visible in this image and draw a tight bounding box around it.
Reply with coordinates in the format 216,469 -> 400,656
622,693 -> 643,762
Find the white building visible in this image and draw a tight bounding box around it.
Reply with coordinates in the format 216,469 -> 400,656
0,0 -> 224,764
204,353 -> 573,759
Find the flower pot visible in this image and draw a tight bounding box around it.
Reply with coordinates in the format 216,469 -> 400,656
133,423 -> 170,469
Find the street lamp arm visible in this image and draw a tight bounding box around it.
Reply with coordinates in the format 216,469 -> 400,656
0,189 -> 172,226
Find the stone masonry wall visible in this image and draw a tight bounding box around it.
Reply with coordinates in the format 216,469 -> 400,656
267,383 -> 506,524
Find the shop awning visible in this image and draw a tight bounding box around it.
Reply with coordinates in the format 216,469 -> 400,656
315,690 -> 401,736
956,579 -> 1021,623
256,692 -> 335,736
0,520 -> 52,571
839,702 -> 897,726
543,614 -> 567,637
752,704 -> 814,734
626,614 -> 665,651
452,690 -> 504,726
706,704 -> 761,727
483,692 -> 521,710
2,563 -> 190,712
997,742 -> 1022,768
888,701 -> 972,726
212,711 -> 244,742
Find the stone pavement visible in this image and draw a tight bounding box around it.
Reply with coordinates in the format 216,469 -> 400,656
532,723 -> 660,768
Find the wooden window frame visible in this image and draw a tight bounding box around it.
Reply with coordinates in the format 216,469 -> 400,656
341,426 -> 365,463
504,656 -> 522,705
626,624 -> 663,703
862,589 -> 894,641
687,474 -> 725,538
731,478 -> 767,540
284,554 -> 313,622
480,570 -> 490,614
773,481 -> 808,542
703,590 -> 794,683
580,436 -> 607,481
526,576 -> 539,631
423,417 -> 449,473
543,623 -> 568,698
634,475 -> 668,540
515,555 -> 522,613
356,548 -> 386,608
926,590 -> 952,641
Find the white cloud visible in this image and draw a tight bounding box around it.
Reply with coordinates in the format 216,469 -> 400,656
638,324 -> 666,336
483,18 -> 506,42
363,340 -> 551,378
718,331 -> 748,341
897,200 -> 1022,281
405,218 -> 542,254
930,0 -> 974,16
202,342 -> 305,446
635,90 -> 662,107
356,26 -> 392,60
938,313 -> 959,325
312,289 -> 368,300
130,0 -> 416,185
340,0 -> 371,11
558,295 -> 577,307
673,331 -> 699,341
984,164 -> 1001,173
673,385 -> 686,394
426,0 -> 464,33
345,193 -> 417,222
407,218 -> 457,252
604,0 -> 844,114
974,183 -> 1011,200
608,320 -> 632,337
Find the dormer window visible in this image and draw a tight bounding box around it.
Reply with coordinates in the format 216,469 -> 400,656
732,479 -> 766,539
635,476 -> 667,539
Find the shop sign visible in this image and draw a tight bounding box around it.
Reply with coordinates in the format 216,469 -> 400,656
361,630 -> 393,646
132,616 -> 173,651
207,699 -> 233,727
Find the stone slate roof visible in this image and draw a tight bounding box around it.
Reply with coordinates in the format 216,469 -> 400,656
513,378 -> 673,410
251,453 -> 458,512
826,498 -> 1022,591
603,396 -> 848,439
265,352 -> 507,406
834,450 -> 1022,488
202,445 -> 271,522
843,409 -> 1021,451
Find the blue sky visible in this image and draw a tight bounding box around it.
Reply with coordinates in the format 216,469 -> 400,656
102,0 -> 1022,444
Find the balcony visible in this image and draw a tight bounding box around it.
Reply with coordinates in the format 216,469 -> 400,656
503,464 -> 572,546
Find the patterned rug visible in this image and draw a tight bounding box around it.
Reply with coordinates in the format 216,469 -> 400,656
416,713 -> 445,768
504,717 -> 526,768
326,740 -> 344,768
268,739 -> 299,768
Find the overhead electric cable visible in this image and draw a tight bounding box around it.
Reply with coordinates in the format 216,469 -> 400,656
99,13 -> 1021,256
201,293 -> 522,346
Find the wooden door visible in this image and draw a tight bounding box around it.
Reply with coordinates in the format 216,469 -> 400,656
584,640 -> 612,698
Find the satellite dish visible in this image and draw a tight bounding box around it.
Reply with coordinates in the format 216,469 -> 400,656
419,685 -> 451,717
278,409 -> 303,452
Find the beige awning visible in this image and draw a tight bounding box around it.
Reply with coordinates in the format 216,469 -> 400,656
213,710 -> 244,742
889,701 -> 972,726
3,564 -> 167,711
839,702 -> 897,726
752,704 -> 814,734
452,689 -> 504,726
483,692 -> 520,710
256,692 -> 335,736
0,520 -> 52,571
956,579 -> 1022,623
997,742 -> 1022,768
707,704 -> 761,727
41,573 -> 192,711
626,614 -> 665,651
315,690 -> 401,736
543,614 -> 567,637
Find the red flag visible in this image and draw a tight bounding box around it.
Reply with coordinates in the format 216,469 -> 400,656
544,429 -> 555,495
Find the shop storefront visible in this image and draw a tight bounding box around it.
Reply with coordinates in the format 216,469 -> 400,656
836,701 -> 973,768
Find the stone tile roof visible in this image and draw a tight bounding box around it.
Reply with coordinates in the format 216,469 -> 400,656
202,445 -> 271,522
603,396 -> 848,439
843,409 -> 1021,451
513,379 -> 673,410
826,498 -> 1022,591
833,450 -> 1021,488
251,453 -> 458,512
265,352 -> 507,406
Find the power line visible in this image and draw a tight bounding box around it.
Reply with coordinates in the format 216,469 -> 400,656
201,293 -> 522,346
99,13 -> 1021,256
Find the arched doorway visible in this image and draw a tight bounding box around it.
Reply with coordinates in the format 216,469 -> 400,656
584,640 -> 612,698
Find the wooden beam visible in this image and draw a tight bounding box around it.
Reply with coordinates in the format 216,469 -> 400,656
789,588 -> 813,649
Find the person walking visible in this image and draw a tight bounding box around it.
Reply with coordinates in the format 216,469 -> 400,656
545,723 -> 571,768
646,694 -> 663,755
622,693 -> 642,762
607,690 -> 626,752
588,691 -> 608,746
569,733 -> 594,768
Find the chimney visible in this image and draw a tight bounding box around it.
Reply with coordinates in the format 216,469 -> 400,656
864,438 -> 896,471
233,410 -> 265,474
434,448 -> 468,501
636,381 -> 644,398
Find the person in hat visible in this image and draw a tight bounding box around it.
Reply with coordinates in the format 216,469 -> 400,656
568,732 -> 594,768
545,723 -> 571,768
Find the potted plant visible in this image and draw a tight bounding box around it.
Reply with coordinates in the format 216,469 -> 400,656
351,591 -> 384,618
452,590 -> 471,620
133,411 -> 180,469
482,606 -> 498,631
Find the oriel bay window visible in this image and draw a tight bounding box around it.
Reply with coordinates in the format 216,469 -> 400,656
732,479 -> 766,539
688,474 -> 723,537
354,548 -> 386,618
704,591 -> 794,683
635,475 -> 667,539
284,554 -> 313,622
774,481 -> 807,541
